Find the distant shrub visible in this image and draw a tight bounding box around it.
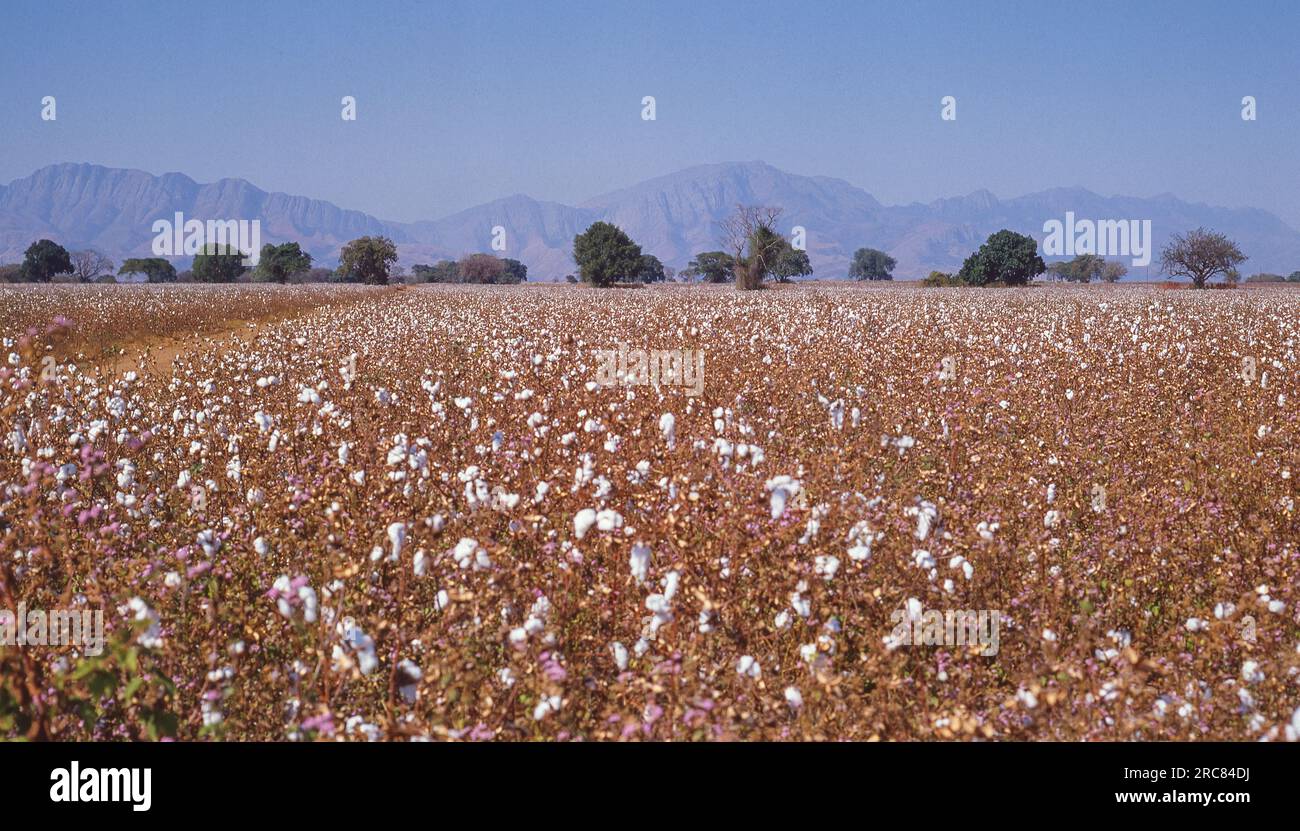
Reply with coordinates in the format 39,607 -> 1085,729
922,270 -> 962,287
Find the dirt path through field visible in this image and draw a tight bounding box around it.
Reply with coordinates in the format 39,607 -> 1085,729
88,285 -> 402,380
98,318 -> 265,379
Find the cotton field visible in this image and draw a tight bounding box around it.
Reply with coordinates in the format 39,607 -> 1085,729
2,282 -> 1298,741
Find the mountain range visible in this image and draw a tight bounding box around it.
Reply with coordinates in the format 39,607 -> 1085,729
3,161 -> 1299,280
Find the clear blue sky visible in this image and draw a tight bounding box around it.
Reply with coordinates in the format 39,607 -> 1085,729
1,0 -> 1297,226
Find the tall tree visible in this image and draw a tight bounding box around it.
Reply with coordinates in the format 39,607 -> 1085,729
458,253 -> 507,284
848,247 -> 896,281
1101,260 -> 1128,283
1160,228 -> 1246,289
719,205 -> 784,290
119,257 -> 177,283
501,258 -> 528,284
681,251 -> 734,283
254,242 -> 313,283
636,254 -> 666,283
771,246 -> 812,282
192,244 -> 248,283
958,229 -> 1045,286
572,222 -> 642,287
338,236 -> 398,285
1051,254 -> 1104,283
19,239 -> 73,282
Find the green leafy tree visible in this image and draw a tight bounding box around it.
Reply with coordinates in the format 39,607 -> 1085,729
572,222 -> 642,287
254,242 -> 313,283
1050,254 -> 1105,283
958,229 -> 1045,286
1101,261 -> 1128,283
338,236 -> 399,285
681,251 -> 734,283
636,254 -> 666,283
19,239 -> 73,282
411,260 -> 460,283
771,247 -> 813,282
501,258 -> 528,284
1160,227 -> 1246,289
848,247 -> 896,281
119,257 -> 177,283
191,244 -> 248,283
1287,270 -> 1300,283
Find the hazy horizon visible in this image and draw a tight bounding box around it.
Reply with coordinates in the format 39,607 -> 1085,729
2,0 -> 1297,226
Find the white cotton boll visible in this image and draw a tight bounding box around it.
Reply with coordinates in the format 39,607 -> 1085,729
784,687 -> 803,709
791,591 -> 811,618
1185,617 -> 1208,632
775,610 -> 792,630
451,537 -> 481,569
814,555 -> 840,581
413,549 -> 428,577
661,570 -> 679,600
532,695 -> 561,721
912,549 -> 934,569
658,412 -> 676,448
906,501 -> 937,540
298,586 -> 318,623
736,655 -> 761,679
1043,510 -> 1061,529
765,475 -> 800,520
611,641 -> 629,671
698,609 -> 714,633
1042,629 -> 1057,643
595,509 -> 623,532
573,508 -> 597,539
829,399 -> 844,430
1241,660 -> 1264,684
1214,602 -> 1235,619
629,542 -> 651,583
387,522 -> 407,558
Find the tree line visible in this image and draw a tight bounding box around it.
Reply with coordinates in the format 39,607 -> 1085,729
1,220 -> 1283,290
0,237 -> 529,286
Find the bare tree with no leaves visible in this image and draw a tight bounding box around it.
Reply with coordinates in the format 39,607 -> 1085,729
719,205 -> 784,290
70,249 -> 115,283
